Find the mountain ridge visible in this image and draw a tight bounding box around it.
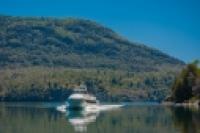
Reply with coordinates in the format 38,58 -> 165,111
0,15 -> 186,101
0,15 -> 184,71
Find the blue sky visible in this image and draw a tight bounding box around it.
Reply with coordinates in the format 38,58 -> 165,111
0,0 -> 199,62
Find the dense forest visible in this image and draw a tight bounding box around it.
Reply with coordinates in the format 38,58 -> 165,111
0,67 -> 178,101
169,61 -> 200,103
0,15 -> 185,102
0,15 -> 184,71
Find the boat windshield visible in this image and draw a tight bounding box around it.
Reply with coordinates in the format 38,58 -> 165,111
74,89 -> 87,94
74,84 -> 88,94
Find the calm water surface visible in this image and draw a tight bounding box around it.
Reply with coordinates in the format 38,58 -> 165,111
0,102 -> 199,133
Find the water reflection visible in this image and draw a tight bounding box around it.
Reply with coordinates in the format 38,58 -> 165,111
66,110 -> 99,132
171,107 -> 200,133
0,103 -> 199,133
58,104 -> 122,132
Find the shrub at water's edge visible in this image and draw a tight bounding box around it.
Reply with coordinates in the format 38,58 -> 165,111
167,61 -> 200,103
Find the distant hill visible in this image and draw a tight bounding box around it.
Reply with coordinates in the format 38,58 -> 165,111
0,15 -> 184,71
0,15 -> 186,102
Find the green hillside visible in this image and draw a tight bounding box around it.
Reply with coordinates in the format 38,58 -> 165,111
0,15 -> 184,71
0,15 -> 185,101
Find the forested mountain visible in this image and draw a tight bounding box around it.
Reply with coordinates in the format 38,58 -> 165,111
0,15 -> 184,71
0,15 -> 185,101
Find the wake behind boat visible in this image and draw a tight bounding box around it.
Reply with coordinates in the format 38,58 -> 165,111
67,84 -> 99,110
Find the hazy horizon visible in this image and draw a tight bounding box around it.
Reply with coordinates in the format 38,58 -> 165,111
0,0 -> 199,62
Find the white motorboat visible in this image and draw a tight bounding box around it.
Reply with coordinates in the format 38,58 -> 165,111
67,84 -> 99,110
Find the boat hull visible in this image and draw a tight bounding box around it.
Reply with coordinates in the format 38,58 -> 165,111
67,99 -> 85,110
67,92 -> 99,110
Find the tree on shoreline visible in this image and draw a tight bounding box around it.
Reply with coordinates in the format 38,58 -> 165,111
171,60 -> 200,102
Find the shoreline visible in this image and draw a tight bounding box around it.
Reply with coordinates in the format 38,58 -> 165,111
162,100 -> 200,109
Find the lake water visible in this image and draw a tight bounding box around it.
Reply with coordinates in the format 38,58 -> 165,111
0,102 -> 199,133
